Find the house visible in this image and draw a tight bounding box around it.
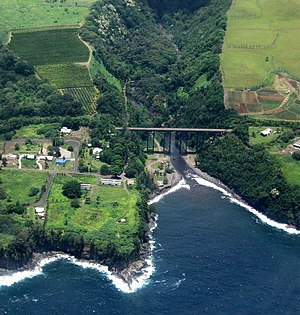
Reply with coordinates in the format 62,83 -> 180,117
39,155 -> 54,161
35,207 -> 45,220
93,147 -> 103,155
293,143 -> 300,149
60,127 -> 72,135
24,154 -> 35,160
5,154 -> 17,160
100,178 -> 122,186
260,128 -> 272,136
55,157 -> 71,165
81,183 -> 91,190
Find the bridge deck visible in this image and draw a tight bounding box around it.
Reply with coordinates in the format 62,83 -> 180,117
115,127 -> 232,132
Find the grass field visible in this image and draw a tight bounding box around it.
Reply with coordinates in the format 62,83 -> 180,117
275,155 -> 300,186
9,29 -> 89,65
0,0 -> 96,40
221,0 -> 300,88
37,63 -> 92,88
46,174 -> 140,255
249,126 -> 290,152
0,170 -> 49,206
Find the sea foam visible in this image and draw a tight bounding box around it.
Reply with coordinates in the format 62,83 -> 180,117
0,252 -> 155,294
192,175 -> 300,235
148,178 -> 190,205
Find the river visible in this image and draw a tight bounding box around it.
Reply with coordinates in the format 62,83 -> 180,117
1,156 -> 300,314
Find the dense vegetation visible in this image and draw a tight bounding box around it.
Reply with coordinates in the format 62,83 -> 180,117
0,43 -> 84,136
197,134 -> 300,226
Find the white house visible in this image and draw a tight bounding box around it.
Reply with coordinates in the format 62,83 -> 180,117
80,183 -> 91,190
100,178 -> 122,186
61,127 -> 72,135
39,155 -> 54,161
260,128 -> 272,137
35,207 -> 45,220
24,154 -> 35,160
93,147 -> 103,155
293,142 -> 300,149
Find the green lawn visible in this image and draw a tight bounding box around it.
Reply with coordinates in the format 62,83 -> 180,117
9,29 -> 89,65
0,170 -> 49,206
0,0 -> 96,38
275,155 -> 300,186
221,0 -> 300,88
46,174 -> 140,255
249,126 -> 290,152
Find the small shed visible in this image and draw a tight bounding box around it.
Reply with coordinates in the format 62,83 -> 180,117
81,183 -> 91,190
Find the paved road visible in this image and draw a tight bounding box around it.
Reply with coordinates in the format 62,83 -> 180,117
34,173 -> 54,207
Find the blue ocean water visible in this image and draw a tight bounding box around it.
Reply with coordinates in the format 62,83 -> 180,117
1,177 -> 300,314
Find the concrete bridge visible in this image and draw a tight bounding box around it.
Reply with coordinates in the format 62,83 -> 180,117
115,127 -> 232,155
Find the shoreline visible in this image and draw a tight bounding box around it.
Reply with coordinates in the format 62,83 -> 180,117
183,156 -> 300,235
0,171 -> 184,293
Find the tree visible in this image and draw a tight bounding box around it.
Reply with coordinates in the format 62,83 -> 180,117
100,164 -> 110,175
71,198 -> 80,208
292,151 -> 300,161
28,187 -> 40,197
15,143 -> 20,150
25,138 -> 32,145
62,181 -> 82,199
2,158 -> 7,167
0,188 -> 7,200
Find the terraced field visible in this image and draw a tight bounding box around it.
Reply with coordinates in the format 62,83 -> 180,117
221,0 -> 300,89
9,28 -> 93,101
63,87 -> 98,113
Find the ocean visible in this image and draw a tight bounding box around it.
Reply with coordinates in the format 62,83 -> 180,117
1,162 -> 300,314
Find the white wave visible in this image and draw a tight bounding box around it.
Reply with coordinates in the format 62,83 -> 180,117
148,179 -> 190,205
193,175 -> 300,235
0,252 -> 155,294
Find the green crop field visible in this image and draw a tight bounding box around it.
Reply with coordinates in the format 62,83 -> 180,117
46,174 -> 140,255
0,170 -> 49,206
0,0 -> 96,42
63,87 -> 98,113
37,63 -> 92,88
221,0 -> 300,88
9,29 -> 89,65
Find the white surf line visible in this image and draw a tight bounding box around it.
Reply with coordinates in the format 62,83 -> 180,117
192,175 -> 300,235
148,178 -> 190,205
0,252 -> 154,294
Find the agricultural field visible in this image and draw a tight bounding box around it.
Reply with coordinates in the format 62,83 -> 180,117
221,0 -> 300,88
37,63 -> 92,89
9,29 -> 89,65
0,0 -> 96,42
63,87 -> 98,113
0,170 -> 49,206
46,174 -> 140,254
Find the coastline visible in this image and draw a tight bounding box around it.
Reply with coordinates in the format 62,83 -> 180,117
0,170 -> 185,293
183,156 -> 300,235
